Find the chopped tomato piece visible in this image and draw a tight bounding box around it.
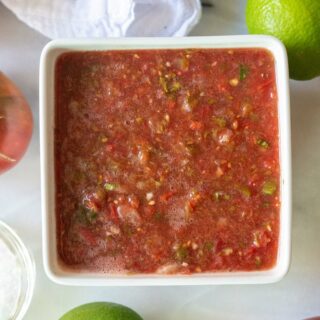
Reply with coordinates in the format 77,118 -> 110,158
78,228 -> 97,246
159,191 -> 176,202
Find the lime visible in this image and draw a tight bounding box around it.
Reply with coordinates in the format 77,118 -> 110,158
246,0 -> 320,80
59,302 -> 143,320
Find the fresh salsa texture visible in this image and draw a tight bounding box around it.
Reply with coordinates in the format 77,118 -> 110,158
55,48 -> 280,274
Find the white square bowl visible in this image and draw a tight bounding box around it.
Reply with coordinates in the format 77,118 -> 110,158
40,36 -> 291,286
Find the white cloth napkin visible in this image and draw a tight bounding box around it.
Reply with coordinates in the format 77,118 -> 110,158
1,0 -> 201,39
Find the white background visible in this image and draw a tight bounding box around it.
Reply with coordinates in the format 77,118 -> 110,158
1,1 -> 320,319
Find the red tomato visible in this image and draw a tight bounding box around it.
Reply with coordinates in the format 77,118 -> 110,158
0,72 -> 33,174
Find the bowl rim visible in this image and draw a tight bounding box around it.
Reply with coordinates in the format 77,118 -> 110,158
39,35 -> 291,286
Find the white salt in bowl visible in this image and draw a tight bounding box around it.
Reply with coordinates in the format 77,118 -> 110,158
0,221 -> 35,320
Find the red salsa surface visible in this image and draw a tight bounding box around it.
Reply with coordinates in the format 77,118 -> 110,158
55,48 -> 280,274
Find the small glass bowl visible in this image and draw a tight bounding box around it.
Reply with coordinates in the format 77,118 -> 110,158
0,220 -> 35,320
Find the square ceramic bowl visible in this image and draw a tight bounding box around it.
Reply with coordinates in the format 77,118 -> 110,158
40,36 -> 291,286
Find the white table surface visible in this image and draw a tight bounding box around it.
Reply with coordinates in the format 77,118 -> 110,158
1,1 -> 320,319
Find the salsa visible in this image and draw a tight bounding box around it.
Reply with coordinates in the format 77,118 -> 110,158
55,48 -> 280,274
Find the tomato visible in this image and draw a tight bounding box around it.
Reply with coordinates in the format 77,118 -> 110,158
0,72 -> 33,174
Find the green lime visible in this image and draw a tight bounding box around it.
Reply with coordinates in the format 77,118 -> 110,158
246,0 -> 320,80
59,302 -> 143,320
